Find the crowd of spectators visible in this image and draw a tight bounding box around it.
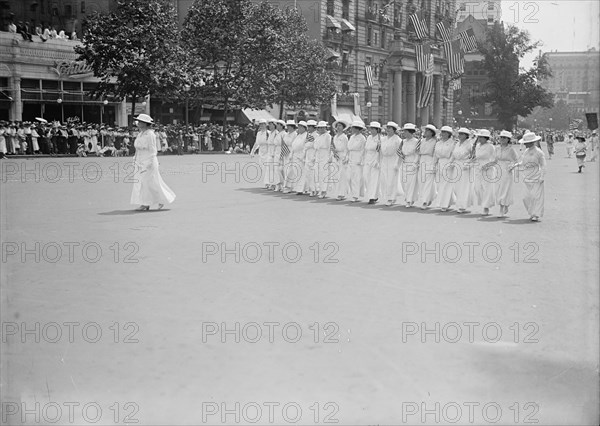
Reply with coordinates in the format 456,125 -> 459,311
0,120 -> 256,158
4,18 -> 78,42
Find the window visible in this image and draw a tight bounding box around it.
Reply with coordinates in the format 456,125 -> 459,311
378,95 -> 383,106
81,1 -> 85,13
367,26 -> 372,45
327,0 -> 334,16
381,28 -> 386,48
342,0 -> 350,20
64,4 -> 72,17
487,16 -> 494,23
365,89 -> 371,103
21,79 -> 40,90
374,31 -> 378,46
488,2 -> 495,10
460,3 -> 466,11
342,82 -> 350,92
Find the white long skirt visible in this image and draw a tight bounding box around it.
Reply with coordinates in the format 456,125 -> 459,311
304,161 -> 316,192
333,159 -> 348,198
418,156 -> 437,205
379,155 -> 398,202
315,160 -> 331,193
348,163 -> 363,199
291,155 -> 306,192
434,158 -> 456,209
261,153 -> 273,185
363,163 -> 380,200
400,160 -> 419,203
282,154 -> 294,189
496,161 -> 515,206
32,137 -> 40,152
130,157 -> 176,206
474,166 -> 496,208
453,162 -> 474,210
523,181 -> 544,217
0,138 -> 6,154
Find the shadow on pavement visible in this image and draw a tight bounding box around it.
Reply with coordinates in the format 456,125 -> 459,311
98,209 -> 171,215
504,218 -> 539,225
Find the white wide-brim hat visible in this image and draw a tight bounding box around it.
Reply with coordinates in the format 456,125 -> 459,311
386,121 -> 399,130
316,121 -> 328,128
477,129 -> 491,138
306,119 -> 318,127
440,125 -> 453,134
135,114 -> 154,124
257,119 -> 268,125
457,127 -> 470,135
519,132 -> 541,144
332,120 -> 349,130
297,121 -> 308,128
402,123 -> 417,131
285,120 -> 297,127
424,124 -> 438,134
276,120 -> 286,127
351,120 -> 365,129
499,130 -> 513,138
368,121 -> 381,129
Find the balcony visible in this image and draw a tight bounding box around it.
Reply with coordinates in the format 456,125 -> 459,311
324,31 -> 356,47
336,94 -> 356,106
325,63 -> 355,76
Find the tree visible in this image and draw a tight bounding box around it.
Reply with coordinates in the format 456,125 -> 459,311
75,0 -> 183,125
477,22 -> 554,129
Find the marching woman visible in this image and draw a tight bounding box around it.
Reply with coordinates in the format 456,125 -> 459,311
332,120 -> 350,201
399,123 -> 420,207
433,126 -> 456,211
347,121 -> 367,202
451,128 -> 474,213
303,120 -> 318,196
379,122 -> 401,206
314,121 -> 333,198
282,120 -> 297,193
272,120 -> 286,191
265,119 -> 278,189
510,132 -> 546,221
364,122 -> 382,204
130,114 -> 176,211
495,130 -> 519,217
250,119 -> 270,189
574,136 -> 587,173
291,121 -> 308,194
473,129 -> 497,215
418,124 -> 438,209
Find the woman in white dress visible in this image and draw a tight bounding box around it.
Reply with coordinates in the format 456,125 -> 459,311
331,120 -> 350,201
291,121 -> 308,194
451,128 -> 474,213
495,130 -> 518,217
347,121 -> 366,202
418,124 -> 438,209
433,126 -> 456,211
250,119 -> 270,189
399,123 -> 420,207
265,120 -> 278,189
574,136 -> 587,173
282,120 -> 298,193
473,129 -> 497,216
272,120 -> 286,191
0,123 -> 6,155
130,114 -> 176,211
363,122 -> 382,204
510,132 -> 546,221
379,122 -> 401,206
314,121 -> 332,198
303,120 -> 318,196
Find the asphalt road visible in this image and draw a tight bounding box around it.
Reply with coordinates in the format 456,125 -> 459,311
1,146 -> 598,425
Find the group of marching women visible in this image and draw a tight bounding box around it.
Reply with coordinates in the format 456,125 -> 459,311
250,118 -> 546,222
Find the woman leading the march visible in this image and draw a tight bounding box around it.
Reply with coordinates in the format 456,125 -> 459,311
130,114 -> 176,211
451,128 -> 474,213
574,136 -> 587,173
417,124 -> 438,210
399,123 -> 420,208
250,119 -> 270,189
473,129 -> 497,216
347,121 -> 367,203
314,121 -> 332,198
332,120 -> 350,201
363,122 -> 382,204
495,130 -> 518,217
510,132 -> 546,222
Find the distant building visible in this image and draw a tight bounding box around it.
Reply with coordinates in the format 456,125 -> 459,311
541,48 -> 600,114
456,0 -> 501,25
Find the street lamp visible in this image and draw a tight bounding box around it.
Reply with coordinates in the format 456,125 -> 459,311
57,98 -> 64,122
366,101 -> 372,122
184,84 -> 191,125
549,117 -> 553,131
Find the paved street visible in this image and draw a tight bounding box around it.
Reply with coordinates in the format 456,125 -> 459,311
1,146 -> 598,425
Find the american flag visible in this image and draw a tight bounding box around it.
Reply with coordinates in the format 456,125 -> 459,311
365,65 -> 374,87
459,28 -> 478,53
452,78 -> 462,91
444,38 -> 464,76
569,118 -> 583,130
409,11 -> 429,40
280,138 -> 290,159
436,21 -> 451,41
417,54 -> 434,108
415,42 -> 431,72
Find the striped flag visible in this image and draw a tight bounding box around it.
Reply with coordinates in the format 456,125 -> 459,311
280,138 -> 290,158
452,78 -> 462,91
417,54 -> 434,108
444,38 -> 464,76
330,139 -> 339,160
409,11 -> 429,40
569,118 -> 583,130
365,64 -> 374,87
436,21 -> 451,41
415,42 -> 431,72
459,28 -> 478,53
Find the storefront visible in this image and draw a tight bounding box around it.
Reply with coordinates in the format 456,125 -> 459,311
0,32 -> 127,125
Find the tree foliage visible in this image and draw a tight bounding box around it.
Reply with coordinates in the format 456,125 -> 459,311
477,22 -> 554,129
75,0 -> 183,123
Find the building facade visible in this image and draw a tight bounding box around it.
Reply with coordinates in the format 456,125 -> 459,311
456,0 -> 501,25
541,48 -> 600,115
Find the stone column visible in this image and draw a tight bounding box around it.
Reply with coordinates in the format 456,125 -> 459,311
10,77 -> 22,121
392,70 -> 403,124
406,71 -> 416,124
433,75 -> 442,127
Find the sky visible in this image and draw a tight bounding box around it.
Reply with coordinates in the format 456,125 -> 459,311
497,0 -> 600,67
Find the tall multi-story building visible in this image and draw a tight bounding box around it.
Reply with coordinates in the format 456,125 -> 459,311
541,48 -> 600,114
456,0 -> 501,25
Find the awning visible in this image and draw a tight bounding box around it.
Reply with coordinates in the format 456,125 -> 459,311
326,15 -> 341,29
333,106 -> 363,125
340,18 -> 356,32
241,108 -> 275,123
326,48 -> 341,59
